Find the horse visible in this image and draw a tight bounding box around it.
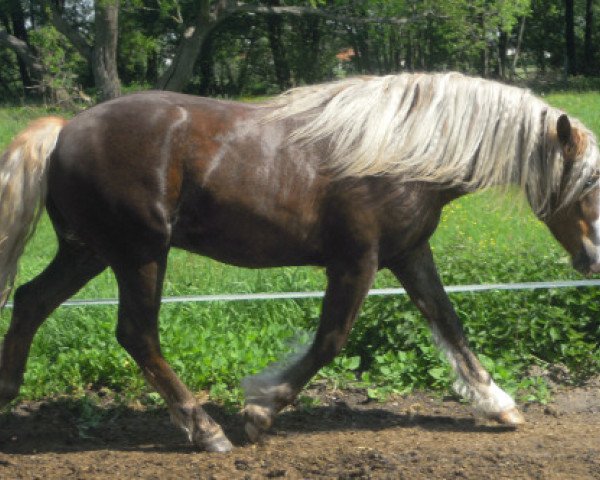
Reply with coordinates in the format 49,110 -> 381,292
0,72 -> 598,452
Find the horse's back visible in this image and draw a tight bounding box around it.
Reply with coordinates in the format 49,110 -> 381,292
47,92 -> 327,267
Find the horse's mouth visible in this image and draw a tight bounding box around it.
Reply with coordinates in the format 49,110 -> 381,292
572,251 -> 600,275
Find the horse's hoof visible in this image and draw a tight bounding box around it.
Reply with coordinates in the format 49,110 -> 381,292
243,404 -> 273,443
203,432 -> 234,453
492,407 -> 525,426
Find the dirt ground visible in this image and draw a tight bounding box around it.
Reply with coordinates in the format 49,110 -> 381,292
0,379 -> 598,480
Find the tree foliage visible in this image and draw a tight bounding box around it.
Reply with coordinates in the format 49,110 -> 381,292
0,0 -> 599,102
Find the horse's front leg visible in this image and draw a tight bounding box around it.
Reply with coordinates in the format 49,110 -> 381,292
390,243 -> 524,425
242,253 -> 377,442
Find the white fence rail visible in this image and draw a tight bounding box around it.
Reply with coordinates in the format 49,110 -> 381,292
5,279 -> 600,308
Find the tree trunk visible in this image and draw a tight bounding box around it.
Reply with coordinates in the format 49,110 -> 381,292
1,10 -> 11,31
265,2 -> 291,91
584,0 -> 594,74
510,17 -> 526,79
357,26 -> 370,73
389,27 -> 401,70
0,30 -> 45,82
306,16 -> 322,82
147,50 -> 159,85
233,33 -> 256,95
92,0 -> 121,101
156,0 -> 211,91
565,0 -> 576,75
479,13 -> 489,77
29,0 -> 36,29
7,0 -> 36,94
198,32 -> 215,96
497,30 -> 507,79
49,0 -> 121,101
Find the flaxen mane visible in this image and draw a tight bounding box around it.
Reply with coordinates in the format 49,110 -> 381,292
267,72 -> 599,218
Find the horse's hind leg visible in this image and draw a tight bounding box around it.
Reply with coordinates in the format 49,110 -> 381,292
390,244 -> 524,425
0,239 -> 106,406
243,254 -> 377,441
113,253 -> 233,452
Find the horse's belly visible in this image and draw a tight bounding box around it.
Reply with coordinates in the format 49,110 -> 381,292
170,207 -> 322,268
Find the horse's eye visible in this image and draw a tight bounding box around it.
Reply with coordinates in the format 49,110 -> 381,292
585,170 -> 600,189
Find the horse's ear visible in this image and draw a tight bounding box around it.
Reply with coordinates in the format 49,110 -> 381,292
557,114 -> 584,161
557,114 -> 572,147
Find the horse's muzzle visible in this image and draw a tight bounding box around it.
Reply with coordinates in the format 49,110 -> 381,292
572,248 -> 600,275
589,262 -> 600,274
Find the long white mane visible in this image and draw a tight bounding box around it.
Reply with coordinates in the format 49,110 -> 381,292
267,72 -> 599,218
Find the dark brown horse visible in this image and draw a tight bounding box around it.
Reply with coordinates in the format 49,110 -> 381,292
0,73 -> 599,452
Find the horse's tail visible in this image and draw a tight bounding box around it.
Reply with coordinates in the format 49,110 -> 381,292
0,116 -> 67,306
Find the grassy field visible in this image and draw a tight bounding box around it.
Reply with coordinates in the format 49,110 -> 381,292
0,92 -> 598,407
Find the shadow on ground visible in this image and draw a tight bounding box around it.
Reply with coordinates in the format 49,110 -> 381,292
0,395 -> 516,455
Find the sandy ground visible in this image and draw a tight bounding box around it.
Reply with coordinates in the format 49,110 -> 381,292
0,380 -> 598,479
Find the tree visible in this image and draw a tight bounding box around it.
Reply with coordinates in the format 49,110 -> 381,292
525,0 -> 563,74
565,0 -> 576,75
49,0 -> 121,101
583,0 -> 595,74
3,0 -> 600,103
1,0 -> 38,94
156,1 -> 417,92
0,30 -> 45,93
265,0 -> 291,90
155,0 -> 214,91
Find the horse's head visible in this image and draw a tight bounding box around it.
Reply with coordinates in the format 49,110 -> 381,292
544,114 -> 600,275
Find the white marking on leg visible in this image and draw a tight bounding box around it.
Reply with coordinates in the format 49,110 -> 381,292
242,336 -> 312,442
429,324 -> 515,414
168,400 -> 195,442
168,400 -> 233,451
242,345 -> 309,406
242,333 -> 313,425
453,377 -> 515,414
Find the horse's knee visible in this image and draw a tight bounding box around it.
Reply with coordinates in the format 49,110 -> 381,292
115,323 -> 134,351
323,345 -> 342,365
115,324 -> 144,354
13,284 -> 44,317
313,335 -> 345,366
115,320 -> 161,367
8,285 -> 50,336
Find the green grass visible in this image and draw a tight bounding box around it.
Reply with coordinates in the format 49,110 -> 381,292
544,92 -> 600,133
0,93 -> 598,407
